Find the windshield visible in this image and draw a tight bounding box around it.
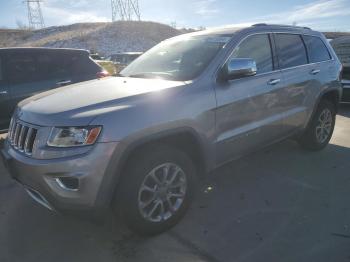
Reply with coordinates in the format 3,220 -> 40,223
120,34 -> 231,81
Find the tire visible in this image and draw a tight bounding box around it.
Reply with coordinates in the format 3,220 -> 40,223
117,145 -> 196,235
298,99 -> 336,151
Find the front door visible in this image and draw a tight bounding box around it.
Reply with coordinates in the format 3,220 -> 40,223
215,33 -> 285,165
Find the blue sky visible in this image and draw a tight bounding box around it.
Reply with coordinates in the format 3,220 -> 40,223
0,0 -> 349,31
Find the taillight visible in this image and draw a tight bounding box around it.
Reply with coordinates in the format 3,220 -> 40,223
96,70 -> 110,78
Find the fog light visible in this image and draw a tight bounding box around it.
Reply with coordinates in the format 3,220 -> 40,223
55,177 -> 79,191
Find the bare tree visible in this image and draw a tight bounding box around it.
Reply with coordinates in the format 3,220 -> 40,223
16,20 -> 30,30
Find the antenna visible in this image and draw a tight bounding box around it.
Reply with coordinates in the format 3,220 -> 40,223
25,0 -> 45,29
111,0 -> 141,22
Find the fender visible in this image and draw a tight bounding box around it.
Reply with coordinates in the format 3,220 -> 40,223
303,87 -> 341,130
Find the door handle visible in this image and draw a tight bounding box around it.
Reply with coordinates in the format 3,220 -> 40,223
0,91 -> 8,95
56,80 -> 72,86
310,69 -> 320,75
267,79 -> 281,85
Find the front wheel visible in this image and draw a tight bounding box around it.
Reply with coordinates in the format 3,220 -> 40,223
117,145 -> 196,235
298,100 -> 336,151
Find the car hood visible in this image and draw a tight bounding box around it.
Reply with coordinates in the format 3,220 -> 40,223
16,77 -> 187,126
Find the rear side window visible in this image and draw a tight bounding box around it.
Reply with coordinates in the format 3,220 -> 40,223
231,34 -> 273,74
71,55 -> 100,75
303,35 -> 331,63
35,51 -> 71,80
42,52 -> 77,79
36,53 -> 71,80
275,34 -> 308,69
6,54 -> 39,84
39,52 -> 100,78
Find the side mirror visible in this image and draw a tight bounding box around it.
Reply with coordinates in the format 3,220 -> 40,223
222,58 -> 257,81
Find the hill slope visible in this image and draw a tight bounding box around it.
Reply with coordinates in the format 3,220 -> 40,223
0,21 -> 181,56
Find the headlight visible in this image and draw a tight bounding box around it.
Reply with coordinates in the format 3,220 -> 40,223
47,126 -> 102,147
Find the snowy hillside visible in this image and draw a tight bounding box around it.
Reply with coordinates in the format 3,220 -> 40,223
0,21 -> 182,56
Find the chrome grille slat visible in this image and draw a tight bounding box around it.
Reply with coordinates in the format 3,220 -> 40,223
8,118 -> 14,139
10,120 -> 16,142
13,124 -> 21,147
18,126 -> 28,151
24,128 -> 34,155
8,119 -> 38,156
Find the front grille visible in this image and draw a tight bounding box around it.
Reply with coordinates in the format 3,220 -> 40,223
8,118 -> 38,156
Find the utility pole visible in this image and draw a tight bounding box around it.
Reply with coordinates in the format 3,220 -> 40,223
111,0 -> 141,22
25,0 -> 45,29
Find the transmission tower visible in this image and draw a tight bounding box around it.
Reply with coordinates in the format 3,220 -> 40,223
111,0 -> 141,21
25,0 -> 45,29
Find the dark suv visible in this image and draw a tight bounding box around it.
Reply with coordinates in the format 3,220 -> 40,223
0,48 -> 107,131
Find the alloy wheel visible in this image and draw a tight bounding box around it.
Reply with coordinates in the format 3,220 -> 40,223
138,163 -> 187,222
316,108 -> 333,144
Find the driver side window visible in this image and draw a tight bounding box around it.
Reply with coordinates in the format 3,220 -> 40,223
231,34 -> 273,74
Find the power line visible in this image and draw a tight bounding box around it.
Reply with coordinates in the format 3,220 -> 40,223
25,0 -> 45,29
111,0 -> 141,22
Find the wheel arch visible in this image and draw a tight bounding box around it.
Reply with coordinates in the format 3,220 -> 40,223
96,127 -> 211,208
308,88 -> 340,125
320,89 -> 340,112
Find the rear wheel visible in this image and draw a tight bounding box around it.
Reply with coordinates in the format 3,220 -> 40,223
117,145 -> 196,235
298,99 -> 336,151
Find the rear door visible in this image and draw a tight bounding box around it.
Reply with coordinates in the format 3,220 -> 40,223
302,35 -> 334,103
274,33 -> 314,133
0,55 -> 11,130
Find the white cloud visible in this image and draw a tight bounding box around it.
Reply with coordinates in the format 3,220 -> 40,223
221,0 -> 350,30
194,0 -> 219,16
42,4 -> 109,25
260,0 -> 350,24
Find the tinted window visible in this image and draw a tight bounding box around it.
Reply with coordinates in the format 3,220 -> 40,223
275,34 -> 308,69
29,52 -> 74,80
39,52 -> 99,78
303,35 -> 331,63
36,53 -> 70,80
6,54 -> 39,84
231,34 -> 273,74
71,55 -> 100,75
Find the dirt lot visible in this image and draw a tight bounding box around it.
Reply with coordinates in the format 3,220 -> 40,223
1,105 -> 350,262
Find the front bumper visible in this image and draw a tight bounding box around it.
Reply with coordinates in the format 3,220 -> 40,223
1,140 -> 119,213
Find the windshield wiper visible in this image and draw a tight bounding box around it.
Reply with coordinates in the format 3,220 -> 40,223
116,73 -> 126,77
127,73 -> 157,79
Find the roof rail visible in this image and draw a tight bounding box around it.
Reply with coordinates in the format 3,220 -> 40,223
252,23 -> 311,30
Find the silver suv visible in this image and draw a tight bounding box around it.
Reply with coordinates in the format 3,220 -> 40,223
1,24 -> 342,235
